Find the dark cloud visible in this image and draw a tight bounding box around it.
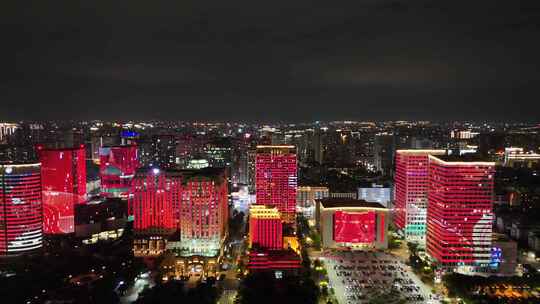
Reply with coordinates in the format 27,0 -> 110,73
1,0 -> 539,122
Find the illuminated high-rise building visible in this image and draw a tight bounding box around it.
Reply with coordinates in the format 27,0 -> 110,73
130,167 -> 181,257
99,145 -> 139,198
130,167 -> 178,237
394,149 -> 446,243
0,163 -> 43,255
249,205 -> 282,250
255,145 -> 297,224
426,155 -> 495,270
37,145 -> 86,196
130,167 -> 228,258
36,145 -> 86,234
178,168 -> 228,257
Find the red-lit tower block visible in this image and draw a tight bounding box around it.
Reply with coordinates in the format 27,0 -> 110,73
37,145 -> 87,196
129,168 -> 178,236
426,155 -> 495,269
36,145 -> 87,234
249,205 -> 283,250
99,145 -> 139,198
0,163 -> 43,255
255,145 -> 297,225
394,149 -> 446,243
178,168 -> 229,257
129,167 -> 228,257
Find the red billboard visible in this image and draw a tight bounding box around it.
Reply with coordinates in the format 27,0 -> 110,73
333,211 -> 376,243
99,145 -> 139,198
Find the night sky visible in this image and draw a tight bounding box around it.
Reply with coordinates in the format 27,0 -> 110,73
2,0 -> 540,122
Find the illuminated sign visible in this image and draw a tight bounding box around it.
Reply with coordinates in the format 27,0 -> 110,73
121,130 -> 139,138
333,211 -> 376,243
490,247 -> 502,268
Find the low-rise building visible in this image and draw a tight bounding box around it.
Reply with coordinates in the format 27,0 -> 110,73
247,249 -> 302,276
297,186 -> 329,220
357,183 -> 393,208
316,198 -> 388,250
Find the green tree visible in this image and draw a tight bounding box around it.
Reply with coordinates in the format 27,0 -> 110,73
238,272 -> 319,304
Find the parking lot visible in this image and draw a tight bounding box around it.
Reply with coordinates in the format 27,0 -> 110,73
322,251 -> 440,304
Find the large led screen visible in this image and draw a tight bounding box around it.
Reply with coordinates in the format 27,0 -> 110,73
42,191 -> 85,234
333,211 -> 376,243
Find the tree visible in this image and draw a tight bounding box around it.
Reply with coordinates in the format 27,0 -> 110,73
238,272 -> 319,304
310,232 -> 321,250
407,242 -> 418,255
135,281 -> 218,304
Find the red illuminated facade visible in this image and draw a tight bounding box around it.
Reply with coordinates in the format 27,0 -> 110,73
333,211 -> 376,244
129,167 -> 228,257
255,145 -> 297,224
42,192 -> 79,234
394,150 -> 446,242
100,145 -> 139,198
247,250 -> 301,272
130,168 -> 178,236
0,163 -> 43,255
36,145 -> 86,234
37,145 -> 86,196
426,155 -> 495,268
178,168 -> 228,257
249,205 -> 283,250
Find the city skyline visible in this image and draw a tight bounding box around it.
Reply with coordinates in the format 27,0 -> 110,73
2,1 -> 540,303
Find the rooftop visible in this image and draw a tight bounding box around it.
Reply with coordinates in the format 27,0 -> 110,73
256,145 -> 296,153
317,198 -> 386,210
134,166 -> 227,182
248,248 -> 302,261
36,145 -> 85,151
101,144 -> 137,149
0,162 -> 41,167
396,149 -> 446,155
430,154 -> 495,165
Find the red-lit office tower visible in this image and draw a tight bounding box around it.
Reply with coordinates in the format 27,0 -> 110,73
129,167 -> 178,236
36,145 -> 87,234
100,145 -> 139,198
255,145 -> 297,224
394,149 -> 446,242
0,163 -> 43,255
179,168 -> 228,257
426,155 -> 495,269
249,205 -> 283,250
